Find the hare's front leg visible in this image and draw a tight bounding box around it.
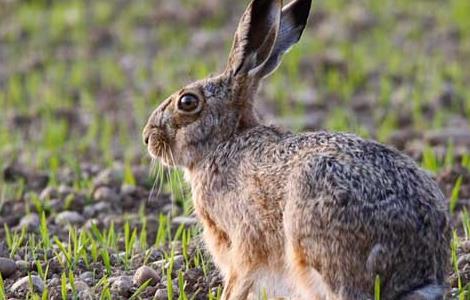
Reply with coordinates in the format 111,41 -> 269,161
221,270 -> 254,300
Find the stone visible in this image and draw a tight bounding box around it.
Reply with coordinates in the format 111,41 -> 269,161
93,186 -> 120,203
93,167 -> 123,188
10,275 -> 44,293
0,257 -> 17,277
79,271 -> 95,286
110,275 -> 133,297
133,266 -> 160,286
172,216 -> 198,226
55,211 -> 85,226
154,288 -> 168,300
18,213 -> 40,230
39,186 -> 58,201
83,202 -> 111,218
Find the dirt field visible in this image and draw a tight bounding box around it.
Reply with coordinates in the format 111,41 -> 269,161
0,0 -> 470,299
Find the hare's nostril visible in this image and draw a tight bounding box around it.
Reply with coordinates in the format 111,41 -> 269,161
144,135 -> 149,145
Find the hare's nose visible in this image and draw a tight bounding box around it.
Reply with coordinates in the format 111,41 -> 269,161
143,124 -> 155,145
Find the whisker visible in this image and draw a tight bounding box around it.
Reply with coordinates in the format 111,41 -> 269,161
148,158 -> 160,203
167,148 -> 188,213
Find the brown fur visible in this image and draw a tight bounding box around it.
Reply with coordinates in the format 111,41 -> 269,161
143,1 -> 450,299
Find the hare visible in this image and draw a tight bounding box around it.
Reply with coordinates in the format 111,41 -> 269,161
143,0 -> 451,299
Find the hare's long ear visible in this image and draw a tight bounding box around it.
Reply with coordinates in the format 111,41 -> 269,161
256,0 -> 312,78
226,0 -> 282,77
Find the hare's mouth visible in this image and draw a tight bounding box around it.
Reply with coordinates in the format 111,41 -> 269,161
146,132 -> 175,165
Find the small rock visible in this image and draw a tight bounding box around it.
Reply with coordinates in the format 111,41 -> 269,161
461,240 -> 470,253
154,288 -> 168,300
58,184 -> 74,199
93,186 -> 120,202
15,260 -> 29,273
110,275 -> 133,297
10,275 -> 44,293
133,266 -> 160,286
18,213 -> 40,230
70,280 -> 89,293
0,257 -> 17,277
172,216 -> 198,226
48,277 -> 60,287
425,128 -> 470,146
457,254 -> 470,269
83,202 -> 112,218
164,255 -> 184,272
93,167 -> 123,188
145,249 -> 164,262
79,271 -> 95,286
39,186 -> 58,201
121,184 -> 137,196
161,203 -> 182,216
55,211 -> 85,225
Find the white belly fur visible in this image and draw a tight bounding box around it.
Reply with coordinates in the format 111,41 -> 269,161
248,269 -> 298,299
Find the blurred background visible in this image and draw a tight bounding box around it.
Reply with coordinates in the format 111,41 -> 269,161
0,0 -> 470,299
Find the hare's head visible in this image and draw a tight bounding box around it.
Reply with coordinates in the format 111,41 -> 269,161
143,0 -> 311,168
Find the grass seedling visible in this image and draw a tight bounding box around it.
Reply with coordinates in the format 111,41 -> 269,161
178,271 -> 188,300
123,221 -> 138,269
450,176 -> 463,215
181,229 -> 191,268
462,210 -> 470,240
421,146 -> 439,173
39,212 -> 50,254
155,214 -> 170,247
167,267 -> 174,300
139,216 -> 148,251
54,236 -> 72,269
69,271 -> 77,300
42,288 -> 49,300
0,274 -> 5,300
100,249 -> 112,276
374,275 -> 381,300
35,261 -> 49,282
61,272 -> 67,300
4,224 -> 26,257
129,279 -> 152,300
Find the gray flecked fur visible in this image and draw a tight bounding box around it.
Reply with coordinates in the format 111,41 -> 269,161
143,0 -> 451,299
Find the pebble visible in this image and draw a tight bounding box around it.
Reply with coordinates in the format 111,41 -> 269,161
83,202 -> 112,218
93,167 -> 123,188
93,186 -> 120,202
133,266 -> 160,286
164,255 -> 184,273
154,288 -> 168,300
110,275 -> 133,297
39,186 -> 58,201
15,260 -> 29,273
0,257 -> 17,277
426,128 -> 470,146
461,240 -> 470,252
172,216 -> 198,226
18,213 -> 40,230
10,275 -> 44,293
70,280 -> 89,293
79,271 -> 95,286
58,184 -> 74,198
121,184 -> 137,196
55,211 -> 85,225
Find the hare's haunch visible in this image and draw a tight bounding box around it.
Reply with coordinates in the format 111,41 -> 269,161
143,0 -> 450,299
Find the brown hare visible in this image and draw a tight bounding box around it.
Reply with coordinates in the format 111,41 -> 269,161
143,0 -> 451,299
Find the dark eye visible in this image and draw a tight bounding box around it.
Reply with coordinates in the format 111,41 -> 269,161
177,94 -> 200,112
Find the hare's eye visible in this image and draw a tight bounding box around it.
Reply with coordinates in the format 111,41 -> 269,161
177,94 -> 200,113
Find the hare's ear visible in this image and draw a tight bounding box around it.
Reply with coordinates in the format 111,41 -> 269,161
256,0 -> 312,78
226,0 -> 282,77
